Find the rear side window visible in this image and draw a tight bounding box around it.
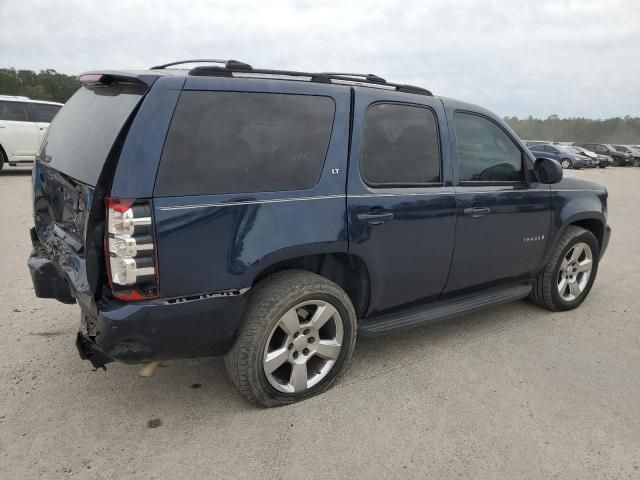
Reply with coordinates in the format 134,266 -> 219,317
454,112 -> 524,182
0,101 -> 30,122
155,92 -> 336,196
41,85 -> 145,186
32,103 -> 61,123
361,103 -> 440,186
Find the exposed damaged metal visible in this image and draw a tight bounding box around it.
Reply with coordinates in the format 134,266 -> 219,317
164,287 -> 250,304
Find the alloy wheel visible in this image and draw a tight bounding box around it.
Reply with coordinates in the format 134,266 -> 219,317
557,242 -> 593,302
561,159 -> 570,169
263,300 -> 344,393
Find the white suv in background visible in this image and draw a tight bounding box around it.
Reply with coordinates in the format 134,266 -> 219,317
0,95 -> 63,170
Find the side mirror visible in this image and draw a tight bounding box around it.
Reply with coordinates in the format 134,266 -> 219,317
534,157 -> 563,184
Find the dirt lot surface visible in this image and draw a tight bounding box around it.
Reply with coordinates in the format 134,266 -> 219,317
1,166 -> 638,479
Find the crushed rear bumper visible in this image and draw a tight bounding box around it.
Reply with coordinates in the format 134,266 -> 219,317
76,293 -> 248,368
29,245 -> 248,368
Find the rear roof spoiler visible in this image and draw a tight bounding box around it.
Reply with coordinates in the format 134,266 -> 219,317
79,70 -> 165,87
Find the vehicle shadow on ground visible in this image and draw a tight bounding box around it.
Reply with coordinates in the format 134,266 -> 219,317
74,298 -> 553,413
0,168 -> 32,176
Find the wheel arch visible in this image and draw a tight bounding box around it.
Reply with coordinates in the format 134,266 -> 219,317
569,217 -> 605,250
252,252 -> 371,318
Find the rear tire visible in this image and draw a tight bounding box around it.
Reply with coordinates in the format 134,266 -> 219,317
225,270 -> 357,407
530,226 -> 599,311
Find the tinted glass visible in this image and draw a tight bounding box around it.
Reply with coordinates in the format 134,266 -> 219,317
0,101 -> 30,122
32,103 -> 61,123
595,145 -> 606,153
41,85 -> 144,186
361,103 -> 440,186
155,92 -> 335,196
454,112 -> 524,182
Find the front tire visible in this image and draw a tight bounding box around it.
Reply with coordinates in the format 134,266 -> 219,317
225,270 -> 357,407
530,226 -> 599,311
561,159 -> 571,169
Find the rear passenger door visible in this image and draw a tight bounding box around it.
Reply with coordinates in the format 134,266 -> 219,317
347,89 -> 457,315
32,103 -> 61,146
444,110 -> 552,294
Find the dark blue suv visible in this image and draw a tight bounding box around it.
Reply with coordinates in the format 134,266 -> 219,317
28,60 -> 611,406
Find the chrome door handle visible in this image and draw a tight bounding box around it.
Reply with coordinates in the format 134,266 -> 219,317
357,211 -> 394,226
463,206 -> 491,218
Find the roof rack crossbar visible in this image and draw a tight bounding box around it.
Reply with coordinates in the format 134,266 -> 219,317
186,65 -> 432,96
151,59 -> 252,70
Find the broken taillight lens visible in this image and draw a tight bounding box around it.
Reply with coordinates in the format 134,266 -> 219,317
105,198 -> 158,301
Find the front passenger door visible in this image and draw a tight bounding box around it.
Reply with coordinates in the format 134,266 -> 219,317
444,111 -> 552,294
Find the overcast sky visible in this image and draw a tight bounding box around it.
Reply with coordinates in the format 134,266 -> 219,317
2,0 -> 639,118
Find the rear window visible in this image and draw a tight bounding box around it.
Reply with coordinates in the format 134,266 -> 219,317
32,103 -> 61,123
40,85 -> 144,186
154,92 -> 335,196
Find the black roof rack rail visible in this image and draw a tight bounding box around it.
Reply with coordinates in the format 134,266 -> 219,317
150,59 -> 252,70
185,65 -> 432,96
320,72 -> 387,84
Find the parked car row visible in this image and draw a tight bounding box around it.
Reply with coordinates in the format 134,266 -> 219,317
0,95 -> 63,170
524,140 -> 640,169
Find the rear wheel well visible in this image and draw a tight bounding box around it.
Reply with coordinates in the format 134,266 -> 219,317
570,219 -> 604,250
253,253 -> 370,318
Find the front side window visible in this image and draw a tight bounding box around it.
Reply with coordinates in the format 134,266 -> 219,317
155,92 -> 335,196
595,145 -> 607,153
32,103 -> 61,123
361,103 -> 440,186
0,101 -> 30,122
454,112 -> 524,182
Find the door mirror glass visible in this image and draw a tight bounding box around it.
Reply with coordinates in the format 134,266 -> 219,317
533,157 -> 563,184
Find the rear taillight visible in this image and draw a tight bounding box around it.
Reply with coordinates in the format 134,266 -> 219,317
105,198 -> 158,301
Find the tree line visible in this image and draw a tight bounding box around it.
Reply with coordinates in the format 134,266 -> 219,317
504,115 -> 640,144
0,68 -> 80,104
1,68 -> 639,144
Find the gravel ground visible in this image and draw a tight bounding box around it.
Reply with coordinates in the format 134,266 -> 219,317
0,166 -> 638,479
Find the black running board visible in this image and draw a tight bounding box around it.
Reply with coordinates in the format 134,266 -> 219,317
359,283 -> 532,337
